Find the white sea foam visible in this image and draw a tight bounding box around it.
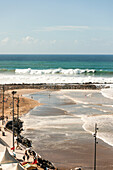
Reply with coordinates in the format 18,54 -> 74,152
82,115 -> 113,146
101,87 -> 113,100
0,70 -> 113,84
57,89 -> 113,146
15,68 -> 96,75
21,113 -> 80,135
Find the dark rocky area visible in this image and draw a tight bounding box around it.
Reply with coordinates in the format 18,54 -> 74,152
0,83 -> 110,91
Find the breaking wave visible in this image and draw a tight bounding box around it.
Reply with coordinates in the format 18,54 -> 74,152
14,68 -> 113,76
14,68 -> 104,75
0,68 -> 113,76
0,68 -> 113,84
15,68 -> 96,75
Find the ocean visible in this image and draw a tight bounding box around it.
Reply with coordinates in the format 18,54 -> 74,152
0,54 -> 113,84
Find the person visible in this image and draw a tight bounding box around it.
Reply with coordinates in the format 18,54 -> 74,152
38,154 -> 41,158
13,151 -> 16,158
32,157 -> 37,164
23,155 -> 25,161
25,150 -> 28,156
23,150 -> 29,162
27,147 -> 32,155
27,154 -> 29,161
6,116 -> 8,121
32,150 -> 36,157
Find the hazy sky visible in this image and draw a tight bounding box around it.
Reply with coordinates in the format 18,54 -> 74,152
0,0 -> 113,54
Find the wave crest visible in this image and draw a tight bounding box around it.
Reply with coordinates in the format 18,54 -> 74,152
15,68 -> 96,75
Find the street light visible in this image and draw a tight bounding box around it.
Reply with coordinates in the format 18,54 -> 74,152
2,85 -> 5,125
16,96 -> 20,148
12,91 -> 17,152
94,123 -> 98,170
17,96 -> 19,120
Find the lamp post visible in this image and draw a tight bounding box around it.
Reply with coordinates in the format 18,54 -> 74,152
17,96 -> 19,120
94,123 -> 98,170
2,85 -> 5,125
12,91 -> 17,152
16,96 -> 19,147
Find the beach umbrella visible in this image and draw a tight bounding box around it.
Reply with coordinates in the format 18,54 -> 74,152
0,147 -> 18,164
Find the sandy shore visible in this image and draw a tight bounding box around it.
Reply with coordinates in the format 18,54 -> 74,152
0,89 -> 42,118
0,89 -> 44,169
1,88 -> 113,170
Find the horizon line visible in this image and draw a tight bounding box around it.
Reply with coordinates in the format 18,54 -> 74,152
0,53 -> 113,55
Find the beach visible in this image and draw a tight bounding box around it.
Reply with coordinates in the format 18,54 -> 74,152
14,87 -> 113,169
0,88 -> 42,118
1,86 -> 113,169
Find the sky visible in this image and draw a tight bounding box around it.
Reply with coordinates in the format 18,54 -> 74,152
0,0 -> 113,54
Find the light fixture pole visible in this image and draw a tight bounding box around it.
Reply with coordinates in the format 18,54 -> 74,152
16,96 -> 19,147
12,91 -> 17,152
94,123 -> 98,170
2,85 -> 5,125
17,96 -> 19,120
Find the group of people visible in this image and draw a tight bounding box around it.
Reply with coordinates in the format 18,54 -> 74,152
22,148 -> 56,169
23,148 -> 39,163
23,150 -> 29,161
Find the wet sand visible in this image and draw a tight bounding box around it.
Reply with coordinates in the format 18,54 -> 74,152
24,89 -> 113,170
1,88 -> 113,169
38,133 -> 113,170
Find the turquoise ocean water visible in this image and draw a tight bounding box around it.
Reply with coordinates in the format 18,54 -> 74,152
0,54 -> 113,74
0,54 -> 113,84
